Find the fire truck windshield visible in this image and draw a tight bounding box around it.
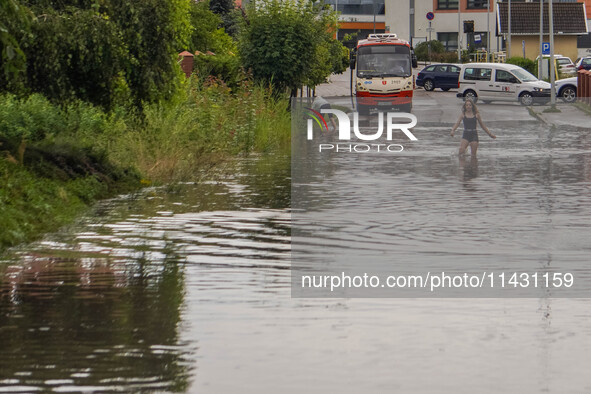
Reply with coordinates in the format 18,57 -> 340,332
356,45 -> 411,78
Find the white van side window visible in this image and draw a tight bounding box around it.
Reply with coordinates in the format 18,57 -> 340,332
464,67 -> 492,81
495,70 -> 519,83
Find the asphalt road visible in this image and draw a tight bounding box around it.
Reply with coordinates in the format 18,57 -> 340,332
313,67 -> 590,128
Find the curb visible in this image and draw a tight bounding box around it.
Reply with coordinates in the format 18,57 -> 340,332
526,107 -> 551,126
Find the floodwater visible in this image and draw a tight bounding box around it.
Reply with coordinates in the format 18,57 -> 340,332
2,120 -> 591,393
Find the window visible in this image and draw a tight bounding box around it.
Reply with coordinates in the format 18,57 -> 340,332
450,65 -> 460,73
464,67 -> 492,81
325,0 -> 385,15
425,65 -> 436,72
495,70 -> 518,83
356,45 -> 411,78
467,0 -> 488,9
437,0 -> 458,10
511,68 -> 537,82
437,32 -> 458,52
435,65 -> 449,72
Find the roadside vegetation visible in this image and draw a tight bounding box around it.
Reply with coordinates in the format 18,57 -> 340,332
0,0 -> 347,250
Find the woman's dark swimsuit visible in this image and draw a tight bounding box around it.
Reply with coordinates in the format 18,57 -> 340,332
461,116 -> 478,142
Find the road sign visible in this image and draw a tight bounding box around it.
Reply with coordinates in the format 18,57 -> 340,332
542,42 -> 550,55
426,12 -> 434,20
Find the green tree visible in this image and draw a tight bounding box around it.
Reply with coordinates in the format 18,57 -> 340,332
189,0 -> 236,55
239,0 -> 342,94
0,0 -> 32,92
210,0 -> 234,15
104,0 -> 193,107
11,0 -> 193,109
23,8 -> 127,109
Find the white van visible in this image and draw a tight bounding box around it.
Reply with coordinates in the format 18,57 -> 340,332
456,63 -> 551,105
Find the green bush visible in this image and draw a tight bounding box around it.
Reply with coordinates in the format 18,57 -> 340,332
194,53 -> 245,89
414,40 -> 445,61
431,51 -> 460,63
506,57 -> 537,75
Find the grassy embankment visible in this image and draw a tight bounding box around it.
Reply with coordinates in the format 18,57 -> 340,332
0,78 -> 291,250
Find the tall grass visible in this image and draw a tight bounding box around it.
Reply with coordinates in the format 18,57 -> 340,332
0,78 -> 291,249
72,77 -> 291,182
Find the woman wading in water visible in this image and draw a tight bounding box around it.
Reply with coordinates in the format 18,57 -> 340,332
450,101 -> 496,156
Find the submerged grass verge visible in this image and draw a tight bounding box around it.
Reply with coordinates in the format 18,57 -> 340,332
0,78 -> 291,250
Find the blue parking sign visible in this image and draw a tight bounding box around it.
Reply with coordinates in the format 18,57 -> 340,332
542,42 -> 550,55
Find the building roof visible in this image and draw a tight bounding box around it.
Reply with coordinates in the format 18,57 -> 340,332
497,2 -> 588,36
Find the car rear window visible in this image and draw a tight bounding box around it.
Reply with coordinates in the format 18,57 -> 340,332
582,58 -> 591,65
557,58 -> 572,65
464,67 -> 491,81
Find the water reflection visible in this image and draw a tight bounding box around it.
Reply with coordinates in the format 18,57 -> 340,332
459,155 -> 479,185
2,122 -> 591,391
0,154 -> 290,392
0,249 -> 192,392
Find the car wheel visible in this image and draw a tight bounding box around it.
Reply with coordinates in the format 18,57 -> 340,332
441,88 -> 451,92
519,92 -> 534,106
560,86 -> 576,103
463,90 -> 478,103
423,79 -> 434,91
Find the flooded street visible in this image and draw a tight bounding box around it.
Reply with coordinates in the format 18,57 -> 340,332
2,116 -> 591,392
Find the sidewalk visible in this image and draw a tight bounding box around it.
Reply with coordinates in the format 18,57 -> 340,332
531,103 -> 591,128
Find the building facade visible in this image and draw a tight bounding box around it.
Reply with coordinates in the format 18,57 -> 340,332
385,0 -> 499,53
497,2 -> 588,61
385,0 -> 589,57
324,0 -> 386,41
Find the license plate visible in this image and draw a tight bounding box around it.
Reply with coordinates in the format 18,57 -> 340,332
378,102 -> 391,106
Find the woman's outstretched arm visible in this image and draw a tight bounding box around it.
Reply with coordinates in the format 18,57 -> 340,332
477,114 -> 496,139
450,113 -> 464,137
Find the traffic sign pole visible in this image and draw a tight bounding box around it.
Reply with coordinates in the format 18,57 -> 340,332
538,0 -> 543,79
426,13 -> 434,63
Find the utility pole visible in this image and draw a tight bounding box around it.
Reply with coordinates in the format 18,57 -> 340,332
538,0 -> 543,79
507,0 -> 511,58
373,0 -> 376,34
487,0 -> 490,61
336,0 -> 339,39
458,1 -> 462,62
549,0 -> 556,106
410,0 -> 415,44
